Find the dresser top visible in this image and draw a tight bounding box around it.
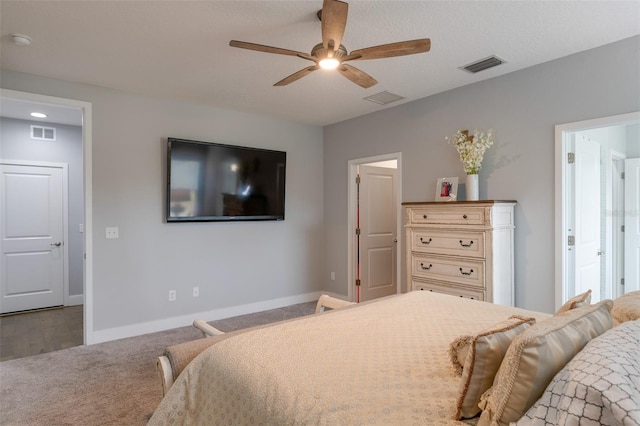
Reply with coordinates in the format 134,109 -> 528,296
402,200 -> 517,206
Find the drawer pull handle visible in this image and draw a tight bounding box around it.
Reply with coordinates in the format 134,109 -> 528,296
459,268 -> 474,276
420,237 -> 432,245
463,214 -> 468,219
422,214 -> 428,219
420,263 -> 433,271
459,240 -> 474,248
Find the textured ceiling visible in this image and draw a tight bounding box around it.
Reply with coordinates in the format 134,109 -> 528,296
1,1 -> 639,126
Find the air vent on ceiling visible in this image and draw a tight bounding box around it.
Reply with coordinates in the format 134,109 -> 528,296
363,91 -> 406,106
460,55 -> 506,74
31,125 -> 56,141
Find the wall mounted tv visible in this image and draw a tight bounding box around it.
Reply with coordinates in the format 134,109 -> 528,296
166,138 -> 286,222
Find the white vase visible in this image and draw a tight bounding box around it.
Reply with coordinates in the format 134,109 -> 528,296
466,174 -> 479,201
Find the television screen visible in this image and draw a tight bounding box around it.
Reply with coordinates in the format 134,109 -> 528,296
166,138 -> 286,222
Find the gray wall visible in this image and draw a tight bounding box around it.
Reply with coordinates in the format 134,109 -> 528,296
0,118 -> 84,297
323,36 -> 640,313
1,71 -> 325,334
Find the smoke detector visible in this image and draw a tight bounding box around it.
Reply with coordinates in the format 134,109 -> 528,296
11,33 -> 32,46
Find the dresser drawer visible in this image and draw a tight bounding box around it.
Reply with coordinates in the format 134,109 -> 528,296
413,280 -> 485,301
411,230 -> 485,258
409,207 -> 485,225
411,254 -> 485,288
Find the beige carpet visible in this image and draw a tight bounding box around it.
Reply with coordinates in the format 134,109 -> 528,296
0,302 -> 316,425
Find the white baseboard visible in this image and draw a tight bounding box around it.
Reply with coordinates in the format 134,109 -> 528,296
91,291 -> 325,344
66,294 -> 84,306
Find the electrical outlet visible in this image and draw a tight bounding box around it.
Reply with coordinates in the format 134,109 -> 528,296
193,286 -> 199,297
105,227 -> 119,239
168,290 -> 176,302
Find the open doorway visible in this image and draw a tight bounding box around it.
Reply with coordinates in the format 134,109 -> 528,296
347,153 -> 402,303
555,112 -> 640,309
0,89 -> 94,358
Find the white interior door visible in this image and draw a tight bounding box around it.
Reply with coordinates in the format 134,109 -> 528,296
624,158 -> 640,293
574,136 -> 602,302
358,165 -> 397,302
1,163 -> 65,313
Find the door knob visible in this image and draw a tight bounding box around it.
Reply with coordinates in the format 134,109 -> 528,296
50,242 -> 62,247
597,250 -> 605,256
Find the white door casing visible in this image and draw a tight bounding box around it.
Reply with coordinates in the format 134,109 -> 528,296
624,158 -> 640,292
0,162 -> 68,313
555,111 -> 640,311
573,135 -> 602,302
358,165 -> 398,302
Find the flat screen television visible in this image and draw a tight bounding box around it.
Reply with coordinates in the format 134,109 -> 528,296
166,138 -> 286,222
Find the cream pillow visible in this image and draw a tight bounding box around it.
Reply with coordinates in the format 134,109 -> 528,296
454,315 -> 536,420
477,299 -> 613,426
611,290 -> 640,326
555,289 -> 592,315
449,335 -> 473,376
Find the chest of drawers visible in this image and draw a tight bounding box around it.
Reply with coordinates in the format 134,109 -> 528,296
402,201 -> 516,306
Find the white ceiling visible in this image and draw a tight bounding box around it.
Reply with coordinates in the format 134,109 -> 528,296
1,1 -> 639,127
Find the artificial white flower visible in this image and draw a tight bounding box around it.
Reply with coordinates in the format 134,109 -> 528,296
445,129 -> 494,174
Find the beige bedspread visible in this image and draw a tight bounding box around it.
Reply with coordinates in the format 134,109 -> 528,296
149,291 -> 550,425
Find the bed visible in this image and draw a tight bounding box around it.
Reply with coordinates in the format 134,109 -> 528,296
148,290 -> 640,425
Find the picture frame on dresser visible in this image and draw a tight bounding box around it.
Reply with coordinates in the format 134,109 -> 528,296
435,177 -> 459,201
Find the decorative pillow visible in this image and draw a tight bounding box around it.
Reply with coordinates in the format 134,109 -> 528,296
611,290 -> 640,326
454,315 -> 536,420
477,299 -> 613,426
449,335 -> 473,376
555,289 -> 592,315
516,320 -> 640,426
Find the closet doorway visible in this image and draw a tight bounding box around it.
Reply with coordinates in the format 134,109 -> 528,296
347,153 -> 402,302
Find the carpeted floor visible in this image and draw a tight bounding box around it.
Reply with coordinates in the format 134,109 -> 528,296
0,301 -> 316,426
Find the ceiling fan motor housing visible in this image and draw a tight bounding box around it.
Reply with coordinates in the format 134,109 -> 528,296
311,43 -> 347,60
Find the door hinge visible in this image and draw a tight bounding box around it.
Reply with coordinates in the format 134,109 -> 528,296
621,278 -> 625,286
355,279 -> 361,286
355,174 -> 361,184
621,225 -> 625,232
567,235 -> 575,246
355,228 -> 361,235
567,152 -> 575,164
621,172 -> 625,179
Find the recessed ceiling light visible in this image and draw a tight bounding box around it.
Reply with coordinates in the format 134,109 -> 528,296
30,112 -> 47,118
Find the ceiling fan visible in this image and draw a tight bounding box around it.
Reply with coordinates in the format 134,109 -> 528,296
229,0 -> 431,88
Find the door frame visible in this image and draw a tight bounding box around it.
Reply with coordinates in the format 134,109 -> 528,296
1,89 -> 94,345
347,152 -> 402,302
554,111 -> 640,311
609,151 -> 626,299
0,160 -> 69,310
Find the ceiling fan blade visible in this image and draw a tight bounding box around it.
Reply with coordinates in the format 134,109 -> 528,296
337,64 -> 377,88
230,40 -> 312,59
274,65 -> 320,86
321,0 -> 348,53
348,39 -> 431,61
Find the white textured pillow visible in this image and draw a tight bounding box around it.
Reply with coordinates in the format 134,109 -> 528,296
555,289 -> 592,315
454,315 -> 536,420
477,299 -> 613,426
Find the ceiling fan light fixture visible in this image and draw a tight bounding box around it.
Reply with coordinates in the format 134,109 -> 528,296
319,58 -> 340,70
